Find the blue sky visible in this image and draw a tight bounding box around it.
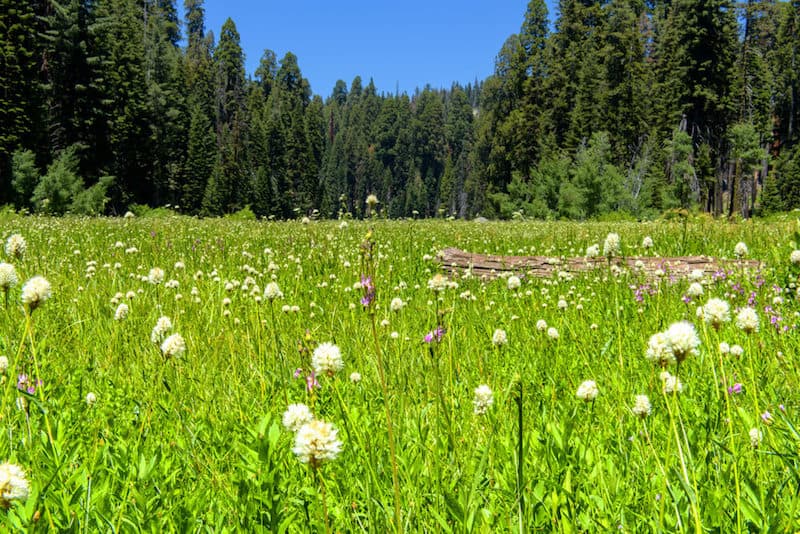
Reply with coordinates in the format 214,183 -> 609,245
202,1 -> 544,96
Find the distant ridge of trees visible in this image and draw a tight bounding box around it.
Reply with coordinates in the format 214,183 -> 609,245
1,0 -> 799,219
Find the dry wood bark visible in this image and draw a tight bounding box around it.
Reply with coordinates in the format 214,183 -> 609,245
438,247 -> 763,279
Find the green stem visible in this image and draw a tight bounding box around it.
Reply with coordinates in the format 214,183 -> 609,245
369,311 -> 402,533
515,380 -> 524,533
316,467 -> 331,534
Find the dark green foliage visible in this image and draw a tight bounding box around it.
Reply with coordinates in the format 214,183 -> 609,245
0,0 -> 42,201
31,145 -> 84,214
2,0 -> 799,218
71,175 -> 114,215
11,150 -> 39,209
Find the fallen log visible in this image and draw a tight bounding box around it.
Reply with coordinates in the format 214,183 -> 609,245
437,247 -> 763,279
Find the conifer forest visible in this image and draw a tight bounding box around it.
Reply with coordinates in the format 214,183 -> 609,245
1,0 -> 800,219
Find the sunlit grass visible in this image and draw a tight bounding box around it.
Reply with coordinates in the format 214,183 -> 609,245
0,213 -> 799,531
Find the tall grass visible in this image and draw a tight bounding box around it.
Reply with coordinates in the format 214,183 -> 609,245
0,213 -> 798,531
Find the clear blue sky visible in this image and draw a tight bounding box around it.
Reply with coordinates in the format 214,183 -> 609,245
201,1 -> 545,97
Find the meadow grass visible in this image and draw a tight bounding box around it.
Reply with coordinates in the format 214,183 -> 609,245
1,213 -> 799,532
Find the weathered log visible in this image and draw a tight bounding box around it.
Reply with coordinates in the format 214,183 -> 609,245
437,247 -> 763,279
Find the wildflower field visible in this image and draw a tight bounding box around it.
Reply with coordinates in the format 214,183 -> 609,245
1,213 -> 800,532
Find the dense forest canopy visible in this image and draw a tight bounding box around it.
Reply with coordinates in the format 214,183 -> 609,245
1,0 -> 799,219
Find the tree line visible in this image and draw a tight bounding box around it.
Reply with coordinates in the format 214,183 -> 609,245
1,0 -> 799,219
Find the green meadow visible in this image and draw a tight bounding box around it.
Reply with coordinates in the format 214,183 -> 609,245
1,213 -> 800,532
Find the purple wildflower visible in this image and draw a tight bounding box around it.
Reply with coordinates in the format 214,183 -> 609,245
293,368 -> 303,379
727,383 -> 742,395
424,326 -> 445,343
360,275 -> 375,307
305,372 -> 319,392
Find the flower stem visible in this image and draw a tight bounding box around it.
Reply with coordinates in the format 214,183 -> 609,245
369,310 -> 402,534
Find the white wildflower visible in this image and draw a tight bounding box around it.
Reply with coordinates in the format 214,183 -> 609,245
701,297 -> 731,329
576,380 -> 599,402
664,321 -> 700,363
148,267 -> 165,285
4,234 -> 26,260
660,371 -> 684,394
21,276 -> 51,310
473,384 -> 494,415
749,427 -> 762,448
632,395 -> 651,418
0,462 -> 30,506
312,342 -> 343,376
282,403 -> 314,432
492,329 -> 507,346
603,233 -> 621,257
293,420 -> 342,466
427,274 -> 449,292
160,333 -> 186,359
0,263 -> 18,290
735,307 -> 759,333
150,316 -> 172,344
645,332 -> 675,367
114,303 -> 129,321
390,297 -> 404,312
687,282 -> 704,298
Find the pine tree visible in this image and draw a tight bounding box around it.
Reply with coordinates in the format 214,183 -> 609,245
183,102 -> 216,212
0,0 -> 42,201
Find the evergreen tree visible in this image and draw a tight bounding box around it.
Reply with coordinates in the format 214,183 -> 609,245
183,102 -> 216,212
0,0 -> 42,201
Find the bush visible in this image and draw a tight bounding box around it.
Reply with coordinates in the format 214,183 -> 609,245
31,146 -> 84,214
224,205 -> 257,221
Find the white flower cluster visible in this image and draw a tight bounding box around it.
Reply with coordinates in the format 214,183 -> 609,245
292,419 -> 343,466
312,342 -> 344,376
645,321 -> 700,366
734,242 -> 748,258
749,427 -> 762,448
576,380 -> 599,402
114,303 -> 129,321
160,333 -> 186,359
148,267 -> 165,285
492,329 -> 507,346
631,395 -> 651,418
151,316 -> 173,344
698,298 -> 731,329
4,234 -> 26,260
660,371 -> 684,394
603,233 -> 621,257
473,384 -> 494,415
21,276 -> 51,310
264,281 -> 283,301
427,274 -> 449,292
282,403 -> 314,432
687,282 -> 704,298
0,462 -> 29,507
0,263 -> 18,290
735,307 -> 759,333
